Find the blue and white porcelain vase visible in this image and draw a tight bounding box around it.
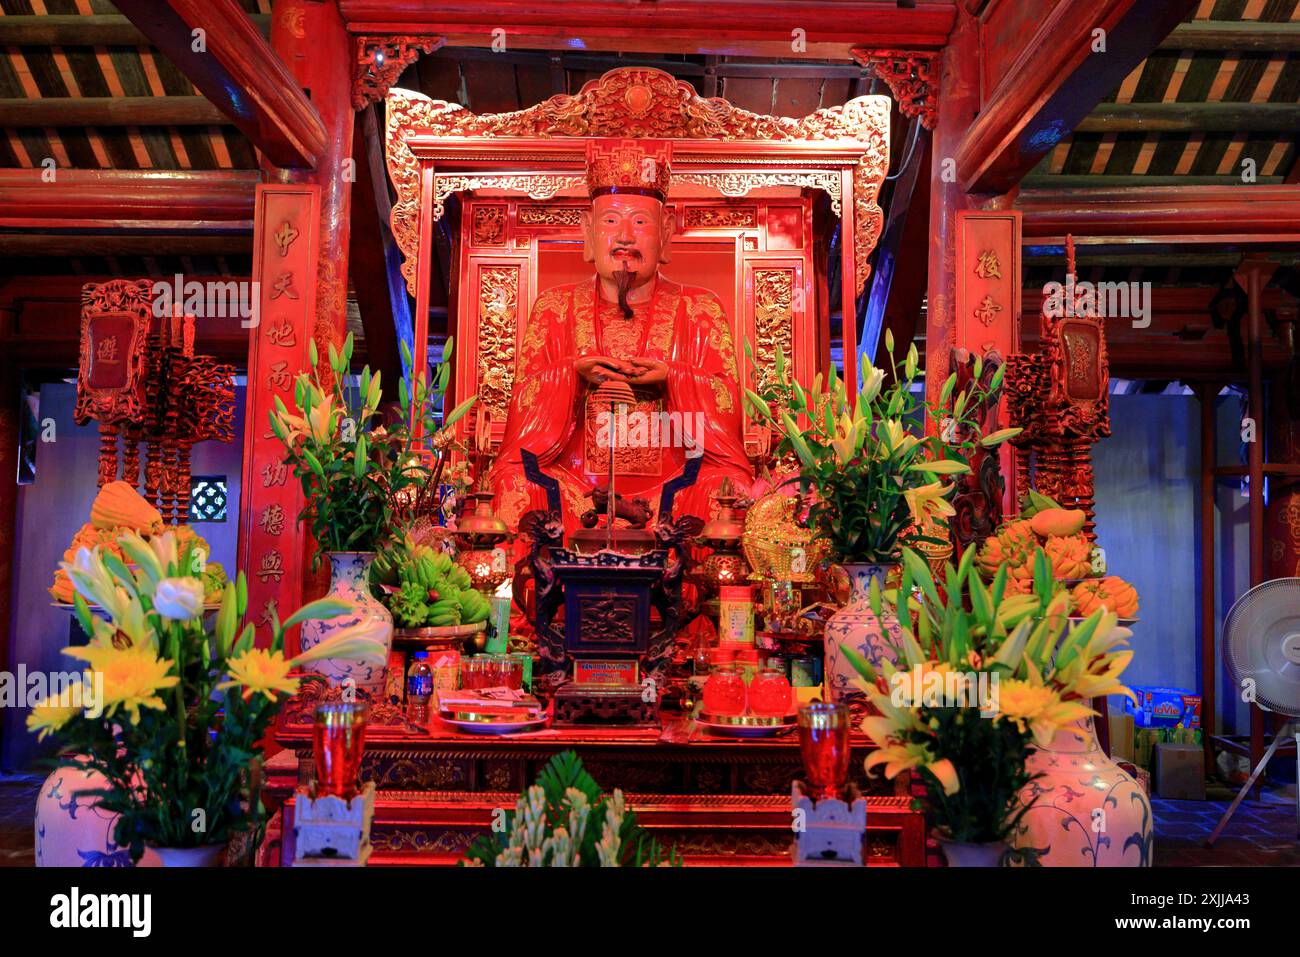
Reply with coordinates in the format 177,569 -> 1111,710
823,563 -> 902,704
138,844 -> 225,867
35,759 -> 132,867
938,838 -> 1007,868
297,551 -> 393,699
1008,715 -> 1153,867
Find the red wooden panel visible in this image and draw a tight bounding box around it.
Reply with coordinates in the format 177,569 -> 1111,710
238,183 -> 320,651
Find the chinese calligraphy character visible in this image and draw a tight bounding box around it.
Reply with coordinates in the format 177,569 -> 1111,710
273,220 -> 299,258
259,503 -> 285,536
256,599 -> 279,630
974,249 -> 1002,280
257,550 -> 284,584
96,336 -> 119,363
267,360 -> 290,391
974,294 -> 1003,327
270,271 -> 298,301
267,319 -> 297,348
261,461 -> 288,487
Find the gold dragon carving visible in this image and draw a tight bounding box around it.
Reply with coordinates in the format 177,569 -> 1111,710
385,67 -> 888,298
476,266 -> 520,420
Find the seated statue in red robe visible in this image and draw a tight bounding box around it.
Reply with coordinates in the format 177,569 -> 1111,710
491,138 -> 754,533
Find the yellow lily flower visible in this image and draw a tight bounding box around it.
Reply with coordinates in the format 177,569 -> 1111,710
64,644 -> 177,725
865,739 -> 932,780
218,648 -> 300,702
308,395 -> 337,443
273,407 -> 309,442
830,412 -> 862,465
927,758 -> 960,795
902,481 -> 956,526
877,419 -> 919,457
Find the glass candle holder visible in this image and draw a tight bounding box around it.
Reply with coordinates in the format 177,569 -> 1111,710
702,663 -> 747,716
797,702 -> 851,803
312,702 -> 368,800
749,666 -> 793,716
494,654 -> 524,691
461,657 -> 490,690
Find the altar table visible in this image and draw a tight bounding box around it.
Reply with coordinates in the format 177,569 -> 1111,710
263,714 -> 926,867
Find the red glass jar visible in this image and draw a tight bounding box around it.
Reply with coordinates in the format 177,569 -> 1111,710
702,663 -> 747,716
749,666 -> 793,716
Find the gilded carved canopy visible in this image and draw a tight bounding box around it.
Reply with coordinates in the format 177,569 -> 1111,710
384,67 -> 890,299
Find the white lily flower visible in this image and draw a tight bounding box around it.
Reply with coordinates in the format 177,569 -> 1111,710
153,576 -> 205,621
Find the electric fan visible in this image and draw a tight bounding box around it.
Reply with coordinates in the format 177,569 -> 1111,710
1206,577 -> 1300,846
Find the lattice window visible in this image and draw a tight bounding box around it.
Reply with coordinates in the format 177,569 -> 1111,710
189,476 -> 228,523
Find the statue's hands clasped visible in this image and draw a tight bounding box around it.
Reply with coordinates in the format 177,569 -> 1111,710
624,357 -> 668,386
576,355 -> 668,387
576,355 -> 635,384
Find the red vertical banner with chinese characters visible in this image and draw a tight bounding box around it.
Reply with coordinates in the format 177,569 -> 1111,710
238,184 -> 320,651
955,210 -> 1021,514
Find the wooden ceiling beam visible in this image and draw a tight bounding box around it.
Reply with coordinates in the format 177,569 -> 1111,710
1160,20 -> 1300,52
1019,184 -> 1300,244
954,0 -> 1196,194
113,0 -> 325,168
0,13 -> 270,46
0,235 -> 249,257
0,96 -> 227,127
1022,174 -> 1287,189
1076,102 -> 1300,133
341,1 -> 957,55
0,170 -> 257,231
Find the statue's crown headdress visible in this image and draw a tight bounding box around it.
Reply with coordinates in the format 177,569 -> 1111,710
585,138 -> 672,202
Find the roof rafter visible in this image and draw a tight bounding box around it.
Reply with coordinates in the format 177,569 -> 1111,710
112,0 -> 325,168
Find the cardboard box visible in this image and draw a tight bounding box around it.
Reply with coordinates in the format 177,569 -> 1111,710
1125,686 -> 1195,728
1108,712 -> 1135,762
1154,743 -> 1206,801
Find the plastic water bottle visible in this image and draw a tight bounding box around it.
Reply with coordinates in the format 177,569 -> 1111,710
406,652 -> 433,724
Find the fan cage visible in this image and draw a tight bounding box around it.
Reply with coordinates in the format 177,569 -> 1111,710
1222,577 -> 1300,718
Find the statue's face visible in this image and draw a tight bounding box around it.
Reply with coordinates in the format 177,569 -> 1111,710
581,193 -> 674,288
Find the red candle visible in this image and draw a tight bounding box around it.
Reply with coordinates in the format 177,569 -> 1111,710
797,703 -> 850,802
312,702 -> 368,799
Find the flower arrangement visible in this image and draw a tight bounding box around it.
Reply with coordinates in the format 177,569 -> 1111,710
27,531 -> 386,861
743,334 -> 1018,565
464,751 -> 677,867
270,335 -> 475,566
843,546 -> 1136,845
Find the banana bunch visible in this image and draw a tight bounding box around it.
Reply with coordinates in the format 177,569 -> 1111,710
388,548 -> 490,627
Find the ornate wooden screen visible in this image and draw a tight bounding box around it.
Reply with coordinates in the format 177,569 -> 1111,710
383,67 -> 889,447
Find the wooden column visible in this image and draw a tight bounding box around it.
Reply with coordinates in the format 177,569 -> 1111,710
1195,382 -> 1219,778
1242,262 -> 1267,783
924,6 -> 979,410
268,0 -> 356,379
0,314 -> 18,719
237,1 -> 354,643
